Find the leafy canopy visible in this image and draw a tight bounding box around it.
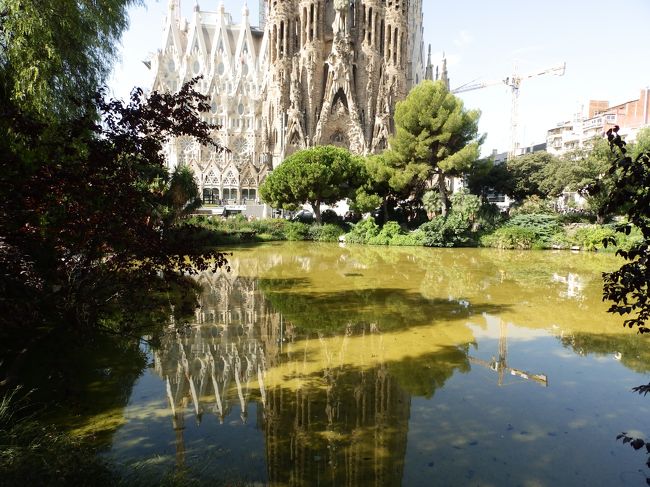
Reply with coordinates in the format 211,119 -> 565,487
260,146 -> 366,222
0,79 -> 228,329
0,0 -> 140,118
505,151 -> 559,201
598,127 -> 650,334
388,80 -> 482,208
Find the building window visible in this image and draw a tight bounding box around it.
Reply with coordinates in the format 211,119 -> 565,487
203,188 -> 219,204
241,188 -> 256,202
223,188 -> 238,201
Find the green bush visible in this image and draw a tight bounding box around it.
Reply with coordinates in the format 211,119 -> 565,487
480,226 -> 537,249
368,221 -> 403,245
250,218 -> 289,240
573,225 -> 617,251
308,224 -> 345,242
505,213 -> 561,247
419,214 -> 474,247
285,222 -> 310,241
390,230 -> 426,246
615,225 -> 644,252
346,217 -> 380,244
320,209 -> 342,225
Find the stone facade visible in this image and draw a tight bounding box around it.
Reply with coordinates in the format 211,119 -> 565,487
150,0 -> 431,204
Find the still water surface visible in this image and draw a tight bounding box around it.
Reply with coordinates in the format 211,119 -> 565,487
92,243 -> 650,485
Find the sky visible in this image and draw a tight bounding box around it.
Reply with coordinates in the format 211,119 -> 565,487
109,0 -> 650,155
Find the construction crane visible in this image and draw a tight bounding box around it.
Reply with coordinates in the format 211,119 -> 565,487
469,319 -> 548,387
452,62 -> 566,159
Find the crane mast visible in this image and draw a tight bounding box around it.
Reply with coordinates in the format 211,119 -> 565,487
452,62 -> 566,159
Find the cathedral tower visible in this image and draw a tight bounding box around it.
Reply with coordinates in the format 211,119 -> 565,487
150,1 -> 426,206
261,0 -> 425,167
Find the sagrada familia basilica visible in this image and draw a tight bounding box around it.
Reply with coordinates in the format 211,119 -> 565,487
150,0 -> 447,207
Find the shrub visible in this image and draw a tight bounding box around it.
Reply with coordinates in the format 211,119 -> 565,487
419,217 -> 448,247
285,222 -> 310,241
390,230 -> 426,246
615,225 -> 644,252
573,225 -> 617,251
320,209 -> 342,225
250,218 -> 289,240
345,217 -> 380,244
368,221 -> 403,245
419,214 -> 474,247
505,213 -> 561,247
480,226 -> 537,249
308,224 -> 345,242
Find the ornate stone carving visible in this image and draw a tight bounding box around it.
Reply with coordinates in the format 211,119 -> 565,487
154,1 -> 427,200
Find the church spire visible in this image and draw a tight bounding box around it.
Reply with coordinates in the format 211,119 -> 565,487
425,44 -> 433,81
441,52 -> 449,90
169,0 -> 180,21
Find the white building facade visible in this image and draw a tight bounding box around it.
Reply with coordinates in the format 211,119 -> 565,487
149,1 -> 430,207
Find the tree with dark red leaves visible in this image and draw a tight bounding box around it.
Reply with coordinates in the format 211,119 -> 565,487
0,79 -> 228,330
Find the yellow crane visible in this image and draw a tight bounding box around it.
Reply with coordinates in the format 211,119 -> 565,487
469,319 -> 548,387
452,62 -> 566,159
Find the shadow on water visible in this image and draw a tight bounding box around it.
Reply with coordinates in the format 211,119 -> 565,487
258,281 -> 510,333
0,275 -> 202,444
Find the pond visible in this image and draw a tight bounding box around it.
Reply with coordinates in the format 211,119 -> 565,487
75,243 -> 650,485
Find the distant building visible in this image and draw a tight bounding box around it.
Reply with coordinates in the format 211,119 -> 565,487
547,88 -> 650,156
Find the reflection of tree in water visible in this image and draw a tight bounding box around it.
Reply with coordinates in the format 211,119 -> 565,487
152,261 -> 475,485
1,275 -> 205,445
558,330 -> 650,374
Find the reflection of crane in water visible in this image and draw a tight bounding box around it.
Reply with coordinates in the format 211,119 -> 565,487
469,320 -> 548,387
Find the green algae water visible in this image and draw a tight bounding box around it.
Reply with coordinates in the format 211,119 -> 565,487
74,244 -> 650,485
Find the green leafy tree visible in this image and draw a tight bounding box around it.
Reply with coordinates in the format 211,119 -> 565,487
544,140 -> 617,222
598,127 -> 650,334
389,80 -> 483,215
630,127 -> 650,161
163,165 -> 203,225
260,146 -> 366,223
466,157 -> 514,199
351,154 -> 393,216
506,151 -> 559,201
0,0 -> 140,118
569,140 -> 616,222
599,127 -> 650,478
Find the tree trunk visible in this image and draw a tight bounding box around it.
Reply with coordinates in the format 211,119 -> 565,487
312,201 -> 322,224
437,171 -> 450,217
382,198 -> 389,223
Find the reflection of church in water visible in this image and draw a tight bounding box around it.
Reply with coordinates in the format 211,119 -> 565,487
153,263 -> 413,485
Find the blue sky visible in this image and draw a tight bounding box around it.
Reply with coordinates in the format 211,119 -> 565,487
110,0 -> 650,154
